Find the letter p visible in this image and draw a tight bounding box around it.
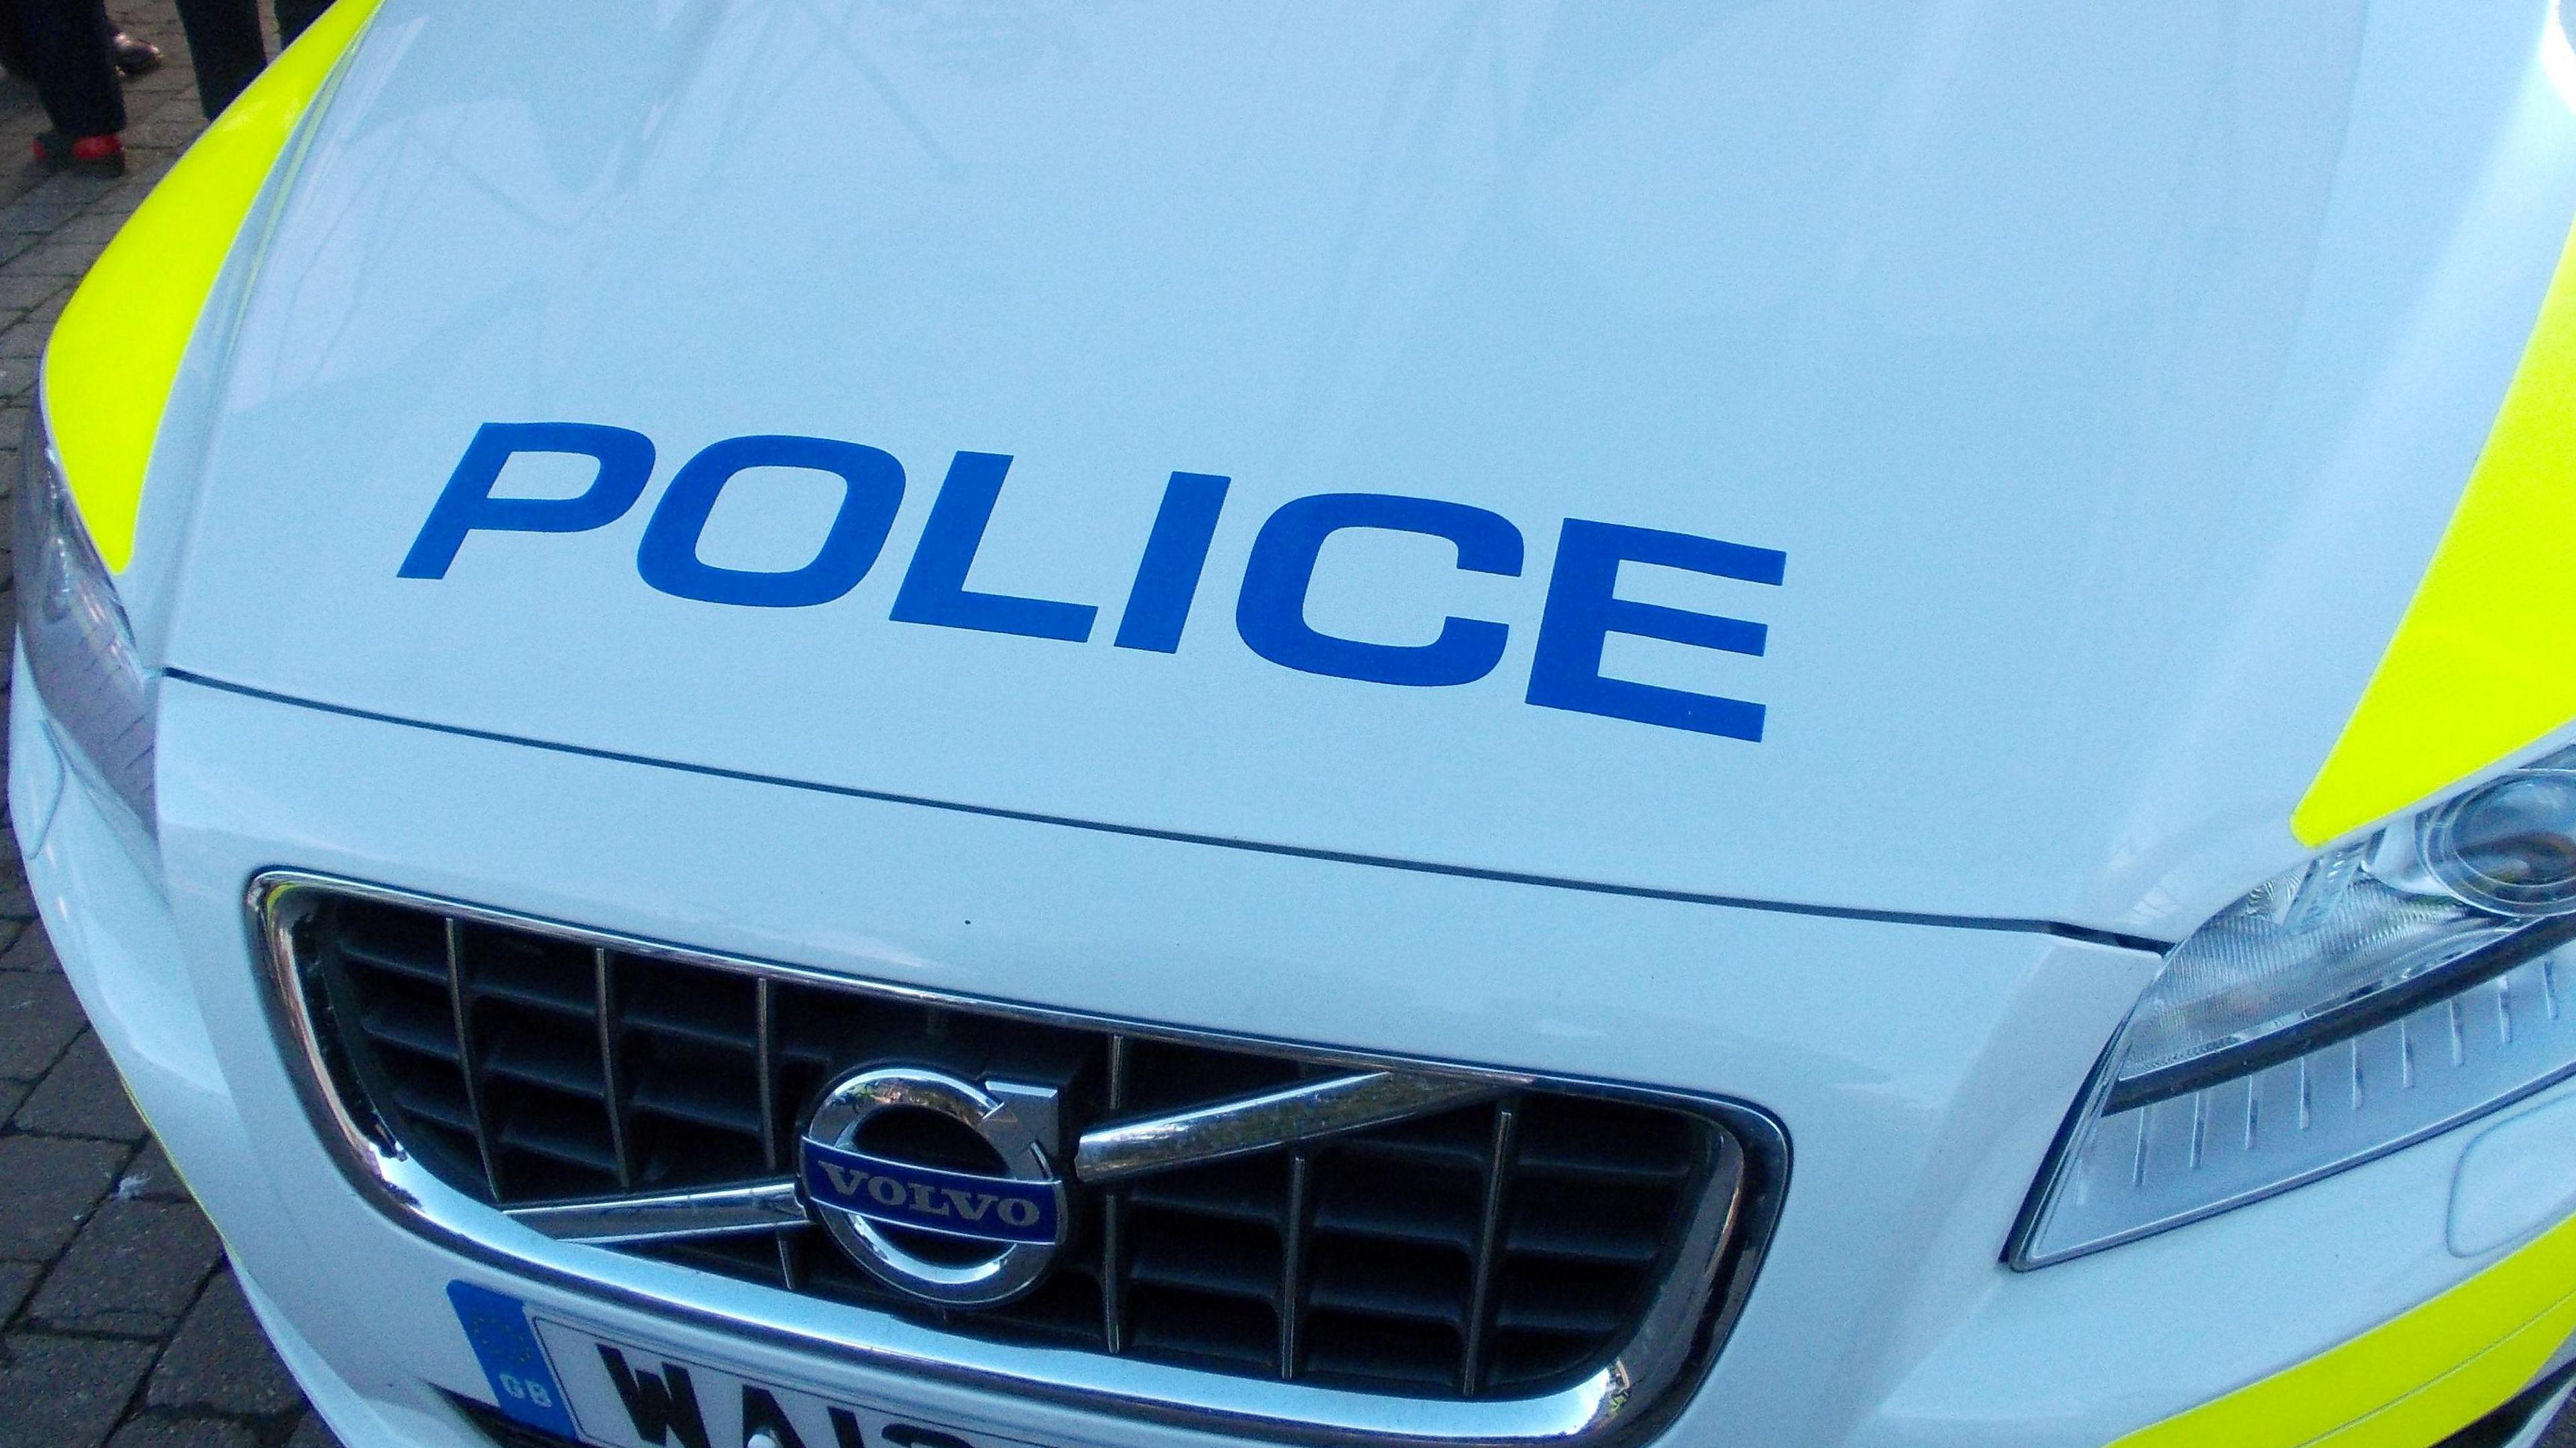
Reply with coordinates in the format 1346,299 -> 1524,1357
398,422 -> 657,578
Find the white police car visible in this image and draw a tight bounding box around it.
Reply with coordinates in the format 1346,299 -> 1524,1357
21,2 -> 2576,1445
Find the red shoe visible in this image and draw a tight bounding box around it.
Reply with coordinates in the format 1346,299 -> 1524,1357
32,131 -> 126,178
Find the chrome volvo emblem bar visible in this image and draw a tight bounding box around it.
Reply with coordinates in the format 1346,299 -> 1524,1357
798,1067 -> 1069,1307
505,1069 -> 1519,1252
1073,1070 -> 1519,1184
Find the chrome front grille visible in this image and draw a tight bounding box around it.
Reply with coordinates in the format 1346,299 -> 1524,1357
265,879 -> 1778,1425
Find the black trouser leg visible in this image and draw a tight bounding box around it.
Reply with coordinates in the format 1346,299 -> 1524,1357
0,3 -> 31,80
11,0 -> 123,137
274,0 -> 328,46
171,0 -> 260,117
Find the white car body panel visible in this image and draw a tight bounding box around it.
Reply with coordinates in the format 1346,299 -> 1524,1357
24,1 -> 2576,1445
132,0 -> 2576,939
7,673 -> 2564,1447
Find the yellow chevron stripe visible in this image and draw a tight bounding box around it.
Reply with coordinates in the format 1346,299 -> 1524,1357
2293,218 -> 2576,846
42,0 -> 382,573
2109,1209 -> 2576,1447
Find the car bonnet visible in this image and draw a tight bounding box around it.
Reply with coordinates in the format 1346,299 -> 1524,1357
142,0 -> 2576,938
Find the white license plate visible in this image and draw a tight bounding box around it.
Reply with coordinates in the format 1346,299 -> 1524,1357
450,1280 -> 1047,1448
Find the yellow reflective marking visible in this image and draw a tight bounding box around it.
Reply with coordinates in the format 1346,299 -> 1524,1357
2293,219 -> 2576,846
42,0 -> 381,573
2110,1209 -> 2576,1448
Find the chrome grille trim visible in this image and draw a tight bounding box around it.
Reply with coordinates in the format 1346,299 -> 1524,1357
1073,1071 -> 1511,1184
507,1180 -> 805,1245
254,870 -> 1787,1447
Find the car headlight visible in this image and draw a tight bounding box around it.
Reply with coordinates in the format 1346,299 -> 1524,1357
2013,749 -> 2576,1266
13,394 -> 153,829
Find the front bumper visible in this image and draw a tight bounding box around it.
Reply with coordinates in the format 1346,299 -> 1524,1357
18,667 -> 2576,1448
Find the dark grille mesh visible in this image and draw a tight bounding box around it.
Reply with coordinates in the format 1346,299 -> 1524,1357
294,892 -> 1743,1401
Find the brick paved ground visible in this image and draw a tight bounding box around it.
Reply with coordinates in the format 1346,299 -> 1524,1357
0,6 -> 2573,1448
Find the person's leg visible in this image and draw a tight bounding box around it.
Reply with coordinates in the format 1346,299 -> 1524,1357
0,3 -> 32,80
169,0 -> 260,117
273,0 -> 327,46
11,0 -> 124,140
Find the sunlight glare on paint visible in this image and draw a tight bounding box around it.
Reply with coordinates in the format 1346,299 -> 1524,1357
2547,0 -> 2576,114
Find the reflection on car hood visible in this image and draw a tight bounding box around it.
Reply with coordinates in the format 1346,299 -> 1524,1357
154,0 -> 2576,936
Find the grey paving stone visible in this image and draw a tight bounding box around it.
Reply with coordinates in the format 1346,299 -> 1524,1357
46,211 -> 126,250
86,183 -> 149,218
108,1418 -> 259,1448
285,1412 -> 345,1447
122,109 -> 206,153
0,1333 -> 157,1447
118,1138 -> 196,1203
0,968 -> 83,1076
28,1198 -> 223,1335
19,1032 -> 148,1140
0,1134 -> 124,1260
0,1072 -> 25,1123
1,921 -> 62,971
3,240 -> 106,277
0,1259 -> 35,1323
0,271 -> 68,311
121,153 -> 182,191
147,1272 -> 299,1416
0,319 -> 51,361
0,185 -> 93,236
0,845 -> 38,919
144,88 -> 209,133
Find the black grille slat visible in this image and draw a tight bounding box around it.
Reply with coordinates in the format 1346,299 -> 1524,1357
1128,1288 -> 1280,1373
1126,1157 -> 1290,1228
494,1093 -> 622,1174
340,938 -> 449,985
1487,1326 -> 1614,1392
332,901 -> 448,981
622,966 -> 759,1050
1504,1180 -> 1671,1264
1311,1170 -> 1483,1251
386,1067 -> 476,1133
1126,1218 -> 1283,1304
357,992 -> 462,1063
1515,1098 -> 1699,1184
480,1019 -> 609,1099
627,1061 -> 766,1137
297,892 -> 1749,1403
1332,1108 -> 1497,1172
1493,1290 -> 1630,1335
1307,1238 -> 1474,1327
1303,1313 -> 1464,1392
462,928 -> 597,1017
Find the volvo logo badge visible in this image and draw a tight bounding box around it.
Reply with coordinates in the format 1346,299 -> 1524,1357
798,1067 -> 1067,1306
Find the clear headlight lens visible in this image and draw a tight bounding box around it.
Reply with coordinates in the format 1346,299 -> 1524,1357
13,397 -> 153,828
2015,748 -> 2576,1266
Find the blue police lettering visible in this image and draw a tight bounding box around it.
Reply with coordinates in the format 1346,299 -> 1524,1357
635,434 -> 905,608
398,422 -> 654,579
1116,471 -> 1230,653
1236,492 -> 1522,687
1526,520 -> 1786,742
890,452 -> 1095,641
400,425 -> 1786,741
